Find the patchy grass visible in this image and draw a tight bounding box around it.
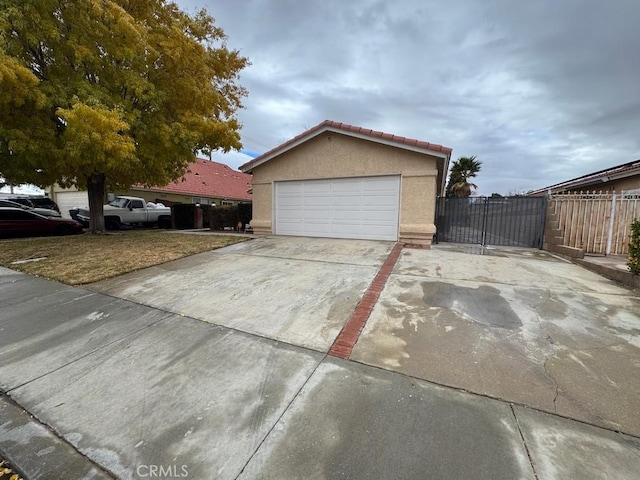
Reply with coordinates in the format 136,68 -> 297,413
0,230 -> 248,285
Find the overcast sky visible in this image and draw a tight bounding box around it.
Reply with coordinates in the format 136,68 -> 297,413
175,0 -> 640,195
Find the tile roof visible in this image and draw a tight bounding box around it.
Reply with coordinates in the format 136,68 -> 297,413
240,120 -> 453,172
133,159 -> 252,201
528,159 -> 640,194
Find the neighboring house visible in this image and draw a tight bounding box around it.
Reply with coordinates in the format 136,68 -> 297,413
240,120 -> 452,248
124,159 -> 252,207
49,159 -> 252,218
528,159 -> 640,195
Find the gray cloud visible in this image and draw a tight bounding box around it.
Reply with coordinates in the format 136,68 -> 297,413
178,0 -> 640,194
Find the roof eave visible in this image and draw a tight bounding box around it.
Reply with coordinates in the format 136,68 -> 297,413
129,186 -> 251,202
240,125 -> 451,173
528,160 -> 640,195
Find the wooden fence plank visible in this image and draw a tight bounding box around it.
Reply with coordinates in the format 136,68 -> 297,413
548,191 -> 640,255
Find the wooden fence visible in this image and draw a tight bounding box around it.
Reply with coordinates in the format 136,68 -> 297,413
549,191 -> 640,255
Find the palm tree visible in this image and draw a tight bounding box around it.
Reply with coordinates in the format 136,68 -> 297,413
445,156 -> 482,197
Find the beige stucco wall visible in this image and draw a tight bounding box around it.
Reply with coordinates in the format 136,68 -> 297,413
603,176 -> 640,193
250,132 -> 444,247
544,173 -> 640,195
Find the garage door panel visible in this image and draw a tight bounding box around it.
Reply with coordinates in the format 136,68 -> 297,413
330,224 -> 362,235
275,176 -> 400,241
280,197 -> 299,210
331,180 -> 363,194
304,210 -> 331,221
330,196 -> 362,207
277,213 -> 302,223
56,191 -> 89,218
331,210 -> 364,222
282,183 -> 305,194
364,194 -> 398,206
278,221 -> 303,236
304,181 -> 331,193
360,211 -> 397,222
304,223 -> 332,236
304,196 -> 331,207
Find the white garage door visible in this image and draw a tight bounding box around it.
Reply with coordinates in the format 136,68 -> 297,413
56,191 -> 89,218
275,176 -> 400,241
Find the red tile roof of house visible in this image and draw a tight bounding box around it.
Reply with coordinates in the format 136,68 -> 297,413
240,120 -> 453,173
528,159 -> 640,195
133,159 -> 252,201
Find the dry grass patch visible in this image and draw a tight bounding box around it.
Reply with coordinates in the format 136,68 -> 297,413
0,230 -> 248,285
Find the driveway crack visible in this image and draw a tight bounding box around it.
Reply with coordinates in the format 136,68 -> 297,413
543,356 -> 559,414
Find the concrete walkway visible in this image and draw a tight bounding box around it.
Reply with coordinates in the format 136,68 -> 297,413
1,238 -> 640,479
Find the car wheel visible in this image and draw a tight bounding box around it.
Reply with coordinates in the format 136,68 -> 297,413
158,217 -> 172,229
105,218 -> 121,230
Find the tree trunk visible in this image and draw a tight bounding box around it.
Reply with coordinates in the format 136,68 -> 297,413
87,173 -> 106,234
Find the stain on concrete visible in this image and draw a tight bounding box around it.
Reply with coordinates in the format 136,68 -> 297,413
436,245 -> 563,263
515,288 -> 568,320
239,360 -> 534,480
322,283 -> 369,341
422,281 -> 522,329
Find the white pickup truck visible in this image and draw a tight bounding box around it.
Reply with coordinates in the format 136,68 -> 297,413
76,196 -> 172,230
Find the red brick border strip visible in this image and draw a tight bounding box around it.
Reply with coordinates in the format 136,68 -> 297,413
328,242 -> 404,359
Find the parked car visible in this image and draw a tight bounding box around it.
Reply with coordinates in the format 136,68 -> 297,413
0,199 -> 62,217
27,196 -> 60,212
76,196 -> 172,230
0,207 -> 84,238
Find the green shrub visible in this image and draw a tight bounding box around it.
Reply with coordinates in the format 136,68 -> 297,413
210,203 -> 253,231
629,219 -> 640,275
237,202 -> 252,226
210,205 -> 238,230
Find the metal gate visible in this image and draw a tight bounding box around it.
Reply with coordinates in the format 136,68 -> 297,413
435,196 -> 547,248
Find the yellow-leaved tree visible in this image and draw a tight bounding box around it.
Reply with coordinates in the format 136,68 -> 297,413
0,0 -> 248,232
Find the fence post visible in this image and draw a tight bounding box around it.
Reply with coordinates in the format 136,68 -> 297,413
481,197 -> 488,246
606,192 -> 616,255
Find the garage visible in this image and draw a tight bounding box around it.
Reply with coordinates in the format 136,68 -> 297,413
240,120 -> 452,248
275,176 -> 400,241
55,191 -> 89,218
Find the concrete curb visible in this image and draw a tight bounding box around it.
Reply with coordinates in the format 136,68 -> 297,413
574,258 -> 640,291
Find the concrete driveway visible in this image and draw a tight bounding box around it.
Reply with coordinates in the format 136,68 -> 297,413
1,237 -> 639,479
88,236 -> 393,351
351,244 -> 640,437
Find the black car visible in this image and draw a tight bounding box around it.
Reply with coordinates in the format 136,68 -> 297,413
0,199 -> 61,217
6,197 -> 60,212
28,197 -> 61,212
